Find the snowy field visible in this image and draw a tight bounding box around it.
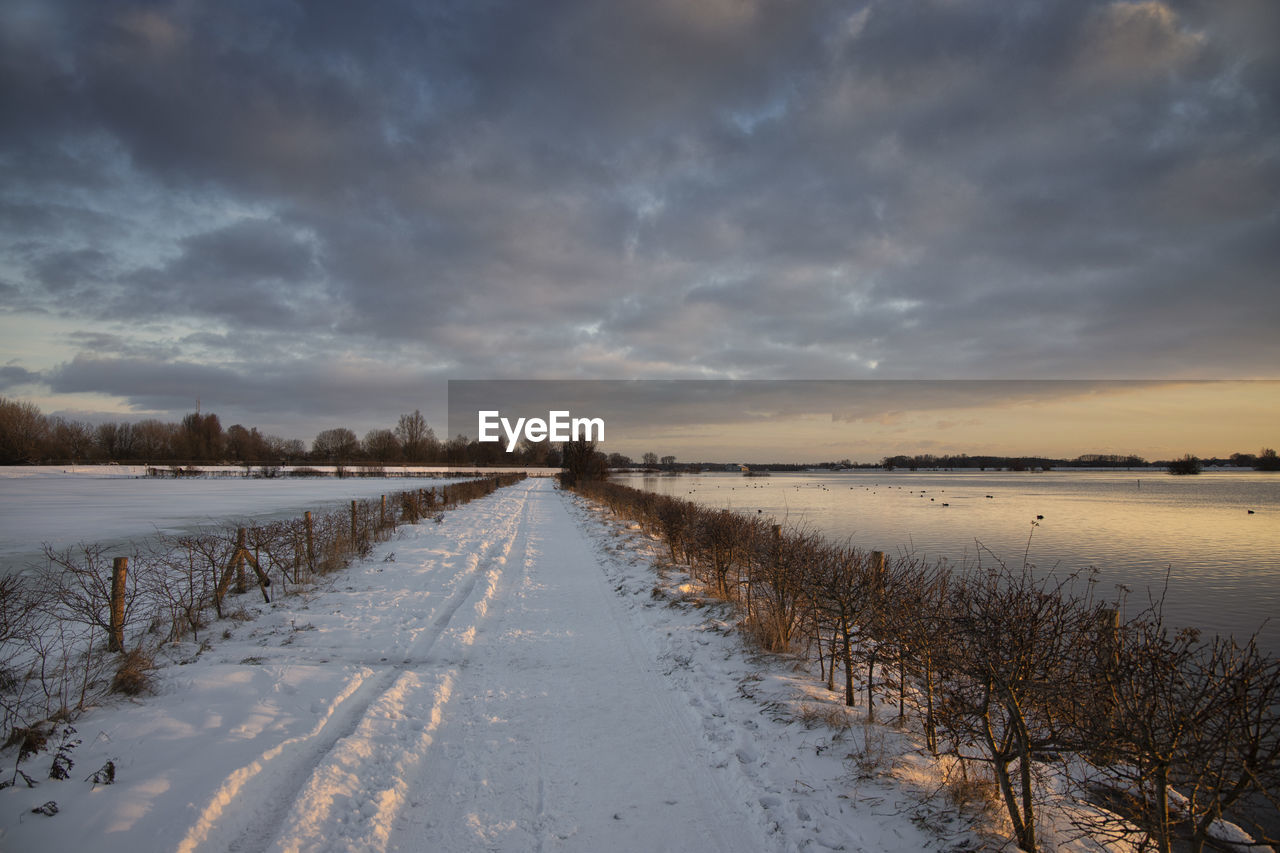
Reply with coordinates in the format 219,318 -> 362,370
0,469 -> 490,575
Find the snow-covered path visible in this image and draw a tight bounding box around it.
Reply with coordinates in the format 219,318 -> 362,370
369,478 -> 760,852
249,477 -> 759,852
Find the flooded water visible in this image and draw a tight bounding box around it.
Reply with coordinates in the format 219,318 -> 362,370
619,469 -> 1280,653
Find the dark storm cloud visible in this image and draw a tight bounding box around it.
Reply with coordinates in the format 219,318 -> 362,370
47,352 -> 450,434
117,218 -> 332,329
2,0 -> 1277,438
0,364 -> 42,391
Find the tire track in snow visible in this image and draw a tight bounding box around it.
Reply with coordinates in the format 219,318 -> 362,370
262,484 -> 534,853
176,481 -> 534,853
175,666 -> 379,853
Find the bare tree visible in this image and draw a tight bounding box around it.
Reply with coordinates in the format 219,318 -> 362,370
0,396 -> 48,463
176,412 -> 224,461
132,418 -> 175,460
560,438 -> 608,487
225,424 -> 270,462
94,422 -> 136,460
395,410 -> 437,462
312,427 -> 359,462
46,417 -> 97,461
362,428 -> 401,463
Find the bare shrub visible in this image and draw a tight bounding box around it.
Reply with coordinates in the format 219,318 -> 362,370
849,723 -> 893,780
795,701 -> 854,732
1090,606 -> 1280,853
810,540 -> 881,709
0,575 -> 45,734
654,497 -> 693,565
880,556 -> 953,752
934,564 -> 1102,853
110,649 -> 154,696
745,525 -> 820,653
940,757 -> 1003,824
144,535 -> 216,641
566,477 -> 1280,852
688,508 -> 757,600
39,543 -> 144,653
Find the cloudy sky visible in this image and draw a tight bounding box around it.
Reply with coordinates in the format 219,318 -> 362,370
1,0 -> 1277,454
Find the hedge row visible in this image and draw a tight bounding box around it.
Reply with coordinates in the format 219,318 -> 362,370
574,478 -> 1280,853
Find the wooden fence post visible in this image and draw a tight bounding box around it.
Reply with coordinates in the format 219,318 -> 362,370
304,511 -> 315,573
870,550 -> 886,583
109,557 -> 128,653
868,550 -> 886,720
351,500 -> 358,548
380,495 -> 386,531
234,527 -> 248,594
215,527 -> 272,608
1098,606 -> 1120,740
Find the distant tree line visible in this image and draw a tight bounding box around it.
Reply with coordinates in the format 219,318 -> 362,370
609,450 -> 1280,474
878,451 -> 1279,472
4,395 -> 1276,472
0,397 -> 564,467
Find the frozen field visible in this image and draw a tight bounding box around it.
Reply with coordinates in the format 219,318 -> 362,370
0,469 -> 478,575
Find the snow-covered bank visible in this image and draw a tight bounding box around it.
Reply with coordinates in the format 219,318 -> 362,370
0,472 -> 481,573
0,477 -> 1090,851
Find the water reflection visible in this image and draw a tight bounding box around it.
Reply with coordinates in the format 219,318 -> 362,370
620,470 -> 1280,653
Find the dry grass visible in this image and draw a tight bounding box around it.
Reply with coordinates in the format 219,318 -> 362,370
940,757 -> 1003,824
110,648 -> 155,696
850,723 -> 892,779
2,724 -> 49,756
738,612 -> 794,653
794,701 -> 855,732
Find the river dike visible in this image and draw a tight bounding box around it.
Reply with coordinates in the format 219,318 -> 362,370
3,477 -> 1170,851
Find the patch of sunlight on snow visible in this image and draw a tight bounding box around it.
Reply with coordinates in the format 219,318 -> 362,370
104,776 -> 171,833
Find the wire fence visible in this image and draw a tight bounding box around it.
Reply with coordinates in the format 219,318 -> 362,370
0,473 -> 527,751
